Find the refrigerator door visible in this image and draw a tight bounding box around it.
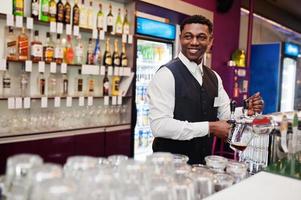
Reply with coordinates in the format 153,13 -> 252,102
134,39 -> 173,160
280,57 -> 297,112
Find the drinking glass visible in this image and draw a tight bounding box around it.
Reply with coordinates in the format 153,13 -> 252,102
213,173 -> 235,192
64,156 -> 98,180
205,155 -> 228,173
226,161 -> 248,183
190,165 -> 214,199
229,124 -> 254,152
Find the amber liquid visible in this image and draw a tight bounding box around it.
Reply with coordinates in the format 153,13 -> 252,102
72,3 -> 80,26
56,0 -> 64,22
64,1 -> 71,24
230,143 -> 247,151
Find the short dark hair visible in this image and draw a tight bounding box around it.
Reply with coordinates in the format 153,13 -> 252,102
180,15 -> 213,34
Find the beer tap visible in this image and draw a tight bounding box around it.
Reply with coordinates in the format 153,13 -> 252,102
227,100 -> 236,143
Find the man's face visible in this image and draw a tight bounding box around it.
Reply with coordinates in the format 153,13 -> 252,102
180,23 -> 213,64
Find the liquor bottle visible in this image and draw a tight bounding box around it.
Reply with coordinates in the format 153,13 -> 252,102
111,75 -> 120,96
79,0 -> 87,28
13,0 -> 24,16
40,0 -> 49,22
44,32 -> 54,64
73,0 -> 80,26
2,63 -> 11,97
87,75 -> 94,95
6,27 -> 18,61
31,0 -> 39,20
96,3 -> 104,31
86,38 -> 94,64
31,30 -> 43,63
75,34 -> 83,64
48,73 -> 57,97
49,0 -> 57,22
87,0 -> 94,29
106,3 -> 113,33
112,39 -> 121,67
103,38 -> 112,66
61,74 -> 68,96
115,8 -> 123,34
18,27 -> 29,61
38,72 -> 46,96
120,43 -> 128,67
103,71 -> 109,96
20,64 -> 29,97
93,35 -> 101,65
64,35 -> 74,64
64,0 -> 71,24
56,0 -> 64,23
76,69 -> 83,96
54,34 -> 64,64
123,9 -> 130,35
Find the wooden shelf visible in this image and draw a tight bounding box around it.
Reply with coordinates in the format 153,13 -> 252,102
0,95 -> 132,101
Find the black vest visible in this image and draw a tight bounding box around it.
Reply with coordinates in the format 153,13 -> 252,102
152,58 -> 218,164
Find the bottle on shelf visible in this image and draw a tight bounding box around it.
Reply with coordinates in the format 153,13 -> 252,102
37,72 -> 45,96
61,74 -> 68,96
79,0 -> 87,28
103,38 -> 112,66
106,3 -> 114,33
97,3 -> 104,31
76,69 -> 84,96
93,35 -> 101,65
64,35 -> 74,64
18,27 -> 29,61
86,38 -> 94,65
20,64 -> 29,97
2,63 -> 11,98
87,75 -> 94,96
75,34 -> 83,65
56,0 -> 64,23
31,0 -> 40,20
87,0 -> 94,29
120,43 -> 128,67
31,30 -> 43,63
6,26 -> 18,61
103,71 -> 109,96
113,39 -> 121,67
115,8 -> 123,34
48,73 -> 57,97
73,0 -> 80,26
54,34 -> 64,64
40,0 -> 49,22
123,9 -> 130,35
64,0 -> 71,25
49,0 -> 57,22
13,0 -> 24,16
44,32 -> 54,64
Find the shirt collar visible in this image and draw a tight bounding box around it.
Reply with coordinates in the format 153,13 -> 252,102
178,52 -> 204,76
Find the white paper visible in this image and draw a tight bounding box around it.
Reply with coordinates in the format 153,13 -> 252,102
87,96 -> 93,106
73,26 -> 79,36
0,59 -> 7,70
123,67 -> 131,76
79,96 -> 85,106
15,97 -> 23,109
50,22 -> 57,33
82,65 -> 100,75
119,67 -> 124,76
61,63 -> 67,73
15,16 -> 23,28
23,97 -> 31,109
6,14 -> 14,26
114,67 -> 120,76
100,66 -> 106,75
117,96 -> 123,105
122,34 -> 127,43
26,17 -> 33,29
8,97 -> 15,109
57,22 -> 63,34
50,62 -> 57,73
66,96 -> 72,107
104,96 -> 109,106
108,66 -> 113,76
112,96 -> 117,105
54,96 -> 61,107
128,35 -> 133,44
25,60 -> 32,72
99,30 -> 105,40
66,24 -> 72,35
92,29 -> 98,39
41,97 -> 48,108
38,61 -> 45,72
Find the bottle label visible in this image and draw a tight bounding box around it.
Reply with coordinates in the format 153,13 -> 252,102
7,41 -> 17,56
3,78 -> 11,88
54,47 -> 64,59
105,57 -> 112,66
123,24 -> 130,35
73,10 -> 80,25
116,24 -> 123,34
31,44 -> 43,57
49,6 -> 56,15
78,79 -> 83,92
107,16 -> 113,26
57,5 -> 64,21
88,80 -> 94,92
114,57 -> 121,66
32,2 -> 39,16
97,16 -> 104,29
42,4 -> 49,15
121,58 -> 128,67
104,81 -> 110,91
45,47 -> 54,59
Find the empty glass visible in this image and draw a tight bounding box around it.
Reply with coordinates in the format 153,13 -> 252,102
191,165 -> 214,199
64,156 -> 98,180
213,173 -> 235,192
226,161 -> 248,183
205,155 -> 228,173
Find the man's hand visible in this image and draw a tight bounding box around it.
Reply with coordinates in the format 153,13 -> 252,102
248,92 -> 264,115
209,120 -> 231,138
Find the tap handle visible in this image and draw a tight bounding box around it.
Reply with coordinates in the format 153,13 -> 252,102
243,99 -> 248,110
230,100 -> 236,113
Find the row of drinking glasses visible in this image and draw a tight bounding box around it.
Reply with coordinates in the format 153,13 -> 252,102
1,153 -> 246,200
0,105 -> 129,135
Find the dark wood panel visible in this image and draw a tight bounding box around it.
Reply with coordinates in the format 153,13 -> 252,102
105,129 -> 132,157
74,132 -> 105,157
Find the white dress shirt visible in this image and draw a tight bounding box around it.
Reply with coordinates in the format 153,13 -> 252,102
147,52 -> 236,140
